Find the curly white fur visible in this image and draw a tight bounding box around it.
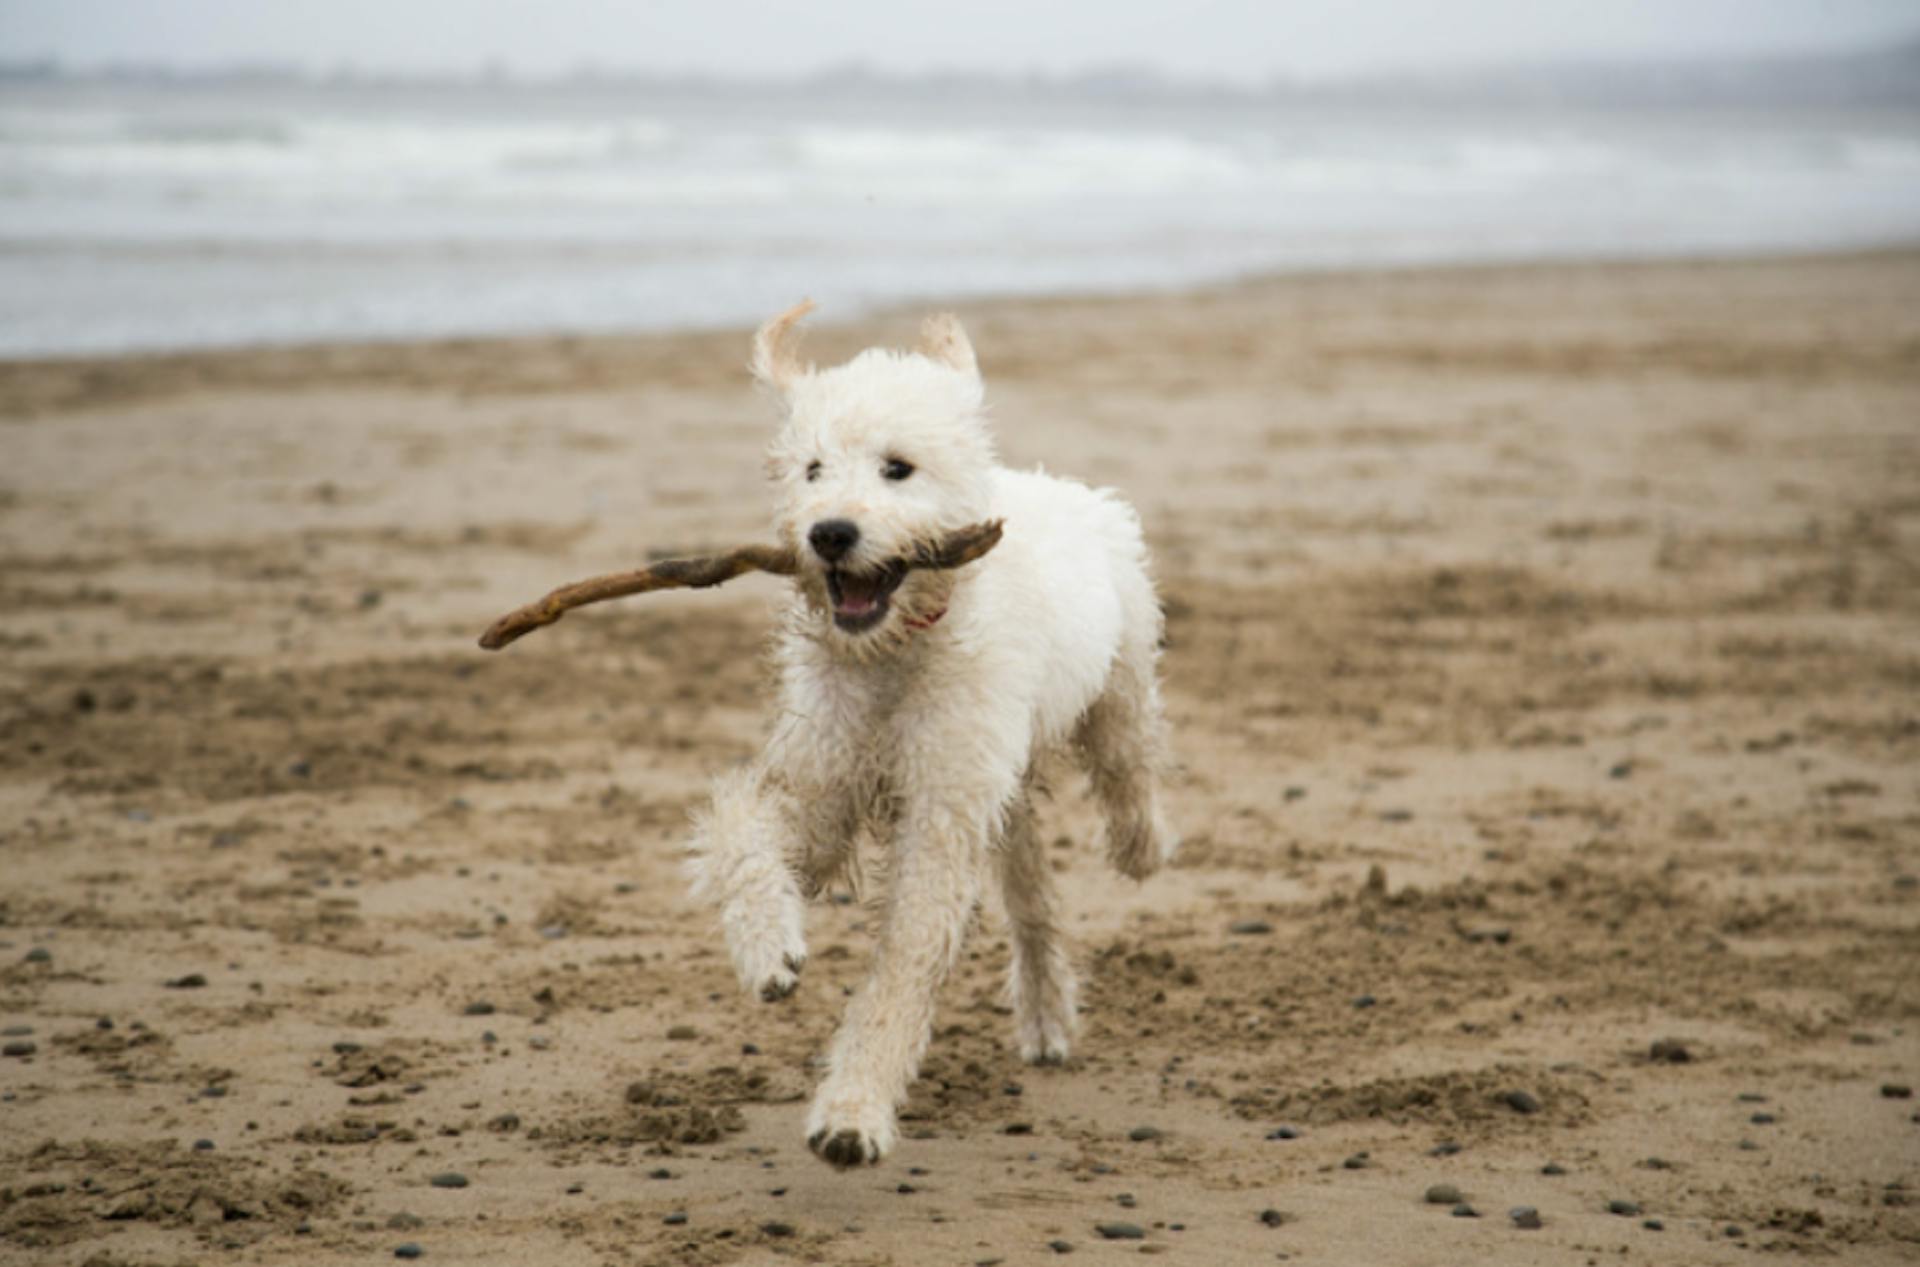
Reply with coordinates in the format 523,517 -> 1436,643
686,303 -> 1177,1169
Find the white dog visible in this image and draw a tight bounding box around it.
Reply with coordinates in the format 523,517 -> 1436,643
687,301 -> 1176,1169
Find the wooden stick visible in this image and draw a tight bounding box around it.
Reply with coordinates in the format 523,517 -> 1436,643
479,519 -> 1003,650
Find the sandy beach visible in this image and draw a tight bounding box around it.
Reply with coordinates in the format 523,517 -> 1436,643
2,249 -> 1917,1265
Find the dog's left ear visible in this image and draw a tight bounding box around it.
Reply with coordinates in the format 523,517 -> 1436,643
918,313 -> 978,378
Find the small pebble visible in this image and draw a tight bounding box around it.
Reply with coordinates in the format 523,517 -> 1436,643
1750,1112 -> 1776,1125
192,1139 -> 214,1151
1451,1203 -> 1478,1218
1541,1162 -> 1566,1176
1128,1126 -> 1162,1142
1882,1084 -> 1913,1099
1115,1193 -> 1137,1209
0,1025 -> 29,1037
428,1173 -> 469,1189
1342,1153 -> 1370,1170
1643,1219 -> 1664,1231
761,1221 -> 794,1238
1510,1206 -> 1543,1229
394,1245 -> 423,1260
166,973 -> 208,989
1725,1224 -> 1745,1237
1607,1200 -> 1641,1216
1096,1222 -> 1146,1240
663,1211 -> 687,1226
1429,1140 -> 1461,1157
1353,995 -> 1377,1009
666,1024 -> 698,1041
1266,1126 -> 1300,1140
1048,1240 -> 1073,1254
1424,1184 -> 1462,1205
23,948 -> 50,964
1259,1208 -> 1286,1227
1501,1089 -> 1542,1114
462,1001 -> 495,1016
1,1041 -> 35,1058
288,760 -> 313,778
1649,1038 -> 1692,1063
388,1213 -> 424,1230
1004,1122 -> 1033,1135
1229,920 -> 1273,936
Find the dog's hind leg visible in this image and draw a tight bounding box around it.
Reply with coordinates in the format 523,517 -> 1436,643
994,785 -> 1077,1064
1076,605 -> 1178,881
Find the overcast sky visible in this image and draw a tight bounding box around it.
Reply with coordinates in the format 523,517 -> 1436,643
3,0 -> 1916,82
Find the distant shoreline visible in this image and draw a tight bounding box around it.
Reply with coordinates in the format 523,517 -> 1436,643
4,243 -> 1916,419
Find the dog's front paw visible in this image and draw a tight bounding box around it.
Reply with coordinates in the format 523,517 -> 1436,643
804,1088 -> 896,1169
723,892 -> 808,1003
757,952 -> 807,1002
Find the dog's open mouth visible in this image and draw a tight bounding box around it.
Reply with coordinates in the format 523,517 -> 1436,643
826,562 -> 907,633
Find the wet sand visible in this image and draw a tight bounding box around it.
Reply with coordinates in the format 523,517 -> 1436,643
2,249 -> 1917,1265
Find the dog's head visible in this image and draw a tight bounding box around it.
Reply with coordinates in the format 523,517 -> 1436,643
754,301 -> 995,650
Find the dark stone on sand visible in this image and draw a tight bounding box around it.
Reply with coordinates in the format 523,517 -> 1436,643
1510,1206 -> 1543,1229
289,759 -> 313,778
428,1172 -> 469,1189
1609,761 -> 1633,779
1259,1208 -> 1287,1227
462,1001 -> 495,1016
2,1041 -> 35,1058
761,1221 -> 794,1238
666,1024 -> 699,1041
663,1211 -> 687,1225
1353,995 -> 1376,1008
1228,920 -> 1273,936
1883,1084 -> 1913,1099
1649,1038 -> 1693,1063
394,1245 -> 423,1259
1285,786 -> 1307,800
1380,809 -> 1414,822
1266,1125 -> 1300,1140
96,1017 -> 113,1030
1643,1219 -> 1665,1231
1500,1089 -> 1542,1114
1128,1126 -> 1162,1142
1004,1122 -> 1033,1135
1750,1112 -> 1776,1124
1115,1193 -> 1136,1209
1452,1203 -> 1478,1218
648,1168 -> 673,1180
1096,1222 -> 1146,1239
488,1113 -> 520,1132
896,1184 -> 915,1194
1725,1225 -> 1744,1237
166,973 -> 208,989
1424,1184 -> 1462,1205
23,948 -> 50,964
1430,1140 -> 1462,1157
1048,1239 -> 1074,1253
193,1139 -> 214,1151
1343,1153 -> 1370,1170
389,1213 -> 424,1230
1607,1200 -> 1641,1216
0,1025 -> 29,1037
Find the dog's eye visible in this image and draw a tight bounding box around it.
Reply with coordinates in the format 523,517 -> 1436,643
883,458 -> 914,482
805,461 -> 822,482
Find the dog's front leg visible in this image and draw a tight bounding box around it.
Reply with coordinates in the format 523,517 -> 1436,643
687,767 -> 813,1002
805,766 -> 1008,1168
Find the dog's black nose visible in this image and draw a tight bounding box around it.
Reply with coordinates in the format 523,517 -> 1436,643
808,519 -> 860,562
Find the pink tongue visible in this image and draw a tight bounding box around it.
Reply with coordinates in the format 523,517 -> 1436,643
837,593 -> 877,616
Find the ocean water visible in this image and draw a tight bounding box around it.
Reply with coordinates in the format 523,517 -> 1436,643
3,76 -> 1919,357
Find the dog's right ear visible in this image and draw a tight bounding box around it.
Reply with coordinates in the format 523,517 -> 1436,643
751,299 -> 816,393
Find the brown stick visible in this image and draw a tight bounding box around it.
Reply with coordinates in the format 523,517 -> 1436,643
478,519 -> 1003,651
